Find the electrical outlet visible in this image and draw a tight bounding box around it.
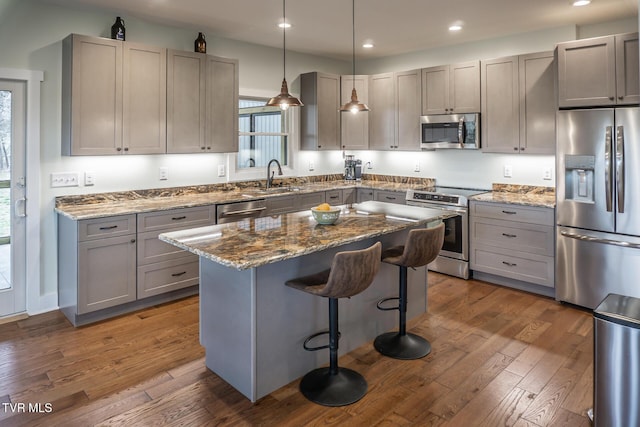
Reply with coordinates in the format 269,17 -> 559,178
308,161 -> 315,171
414,161 -> 420,172
84,172 -> 95,186
51,172 -> 79,188
366,160 -> 373,169
217,164 -> 225,177
543,167 -> 553,180
159,167 -> 169,180
503,165 -> 513,178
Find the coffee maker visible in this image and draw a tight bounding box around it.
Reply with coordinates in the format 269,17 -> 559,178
344,155 -> 362,181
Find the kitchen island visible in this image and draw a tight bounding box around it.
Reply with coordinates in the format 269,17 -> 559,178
160,201 -> 452,401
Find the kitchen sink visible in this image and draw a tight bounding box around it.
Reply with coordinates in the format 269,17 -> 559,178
242,186 -> 302,196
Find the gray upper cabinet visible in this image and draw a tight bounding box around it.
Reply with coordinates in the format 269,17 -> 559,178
482,52 -> 555,154
300,72 -> 341,150
369,70 -> 421,151
340,75 -> 369,150
421,61 -> 480,115
62,34 -> 166,155
167,50 -> 239,153
557,33 -> 639,108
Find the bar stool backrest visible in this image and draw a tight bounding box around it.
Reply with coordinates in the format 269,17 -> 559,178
318,242 -> 382,299
392,223 -> 445,268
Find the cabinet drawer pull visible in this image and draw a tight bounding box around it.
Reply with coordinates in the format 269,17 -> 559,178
502,261 -> 517,267
329,196 -> 339,199
99,225 -> 118,230
502,233 -> 517,238
501,210 -> 517,215
171,216 -> 187,221
385,196 -> 396,200
171,271 -> 187,277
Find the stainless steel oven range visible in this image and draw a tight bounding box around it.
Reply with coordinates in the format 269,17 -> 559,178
406,187 -> 488,279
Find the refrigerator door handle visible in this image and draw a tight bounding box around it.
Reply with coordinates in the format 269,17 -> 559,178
560,230 -> 640,249
605,126 -> 613,212
616,125 -> 625,214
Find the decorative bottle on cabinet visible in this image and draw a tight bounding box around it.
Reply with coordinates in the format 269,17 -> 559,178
111,17 -> 125,41
194,32 -> 206,53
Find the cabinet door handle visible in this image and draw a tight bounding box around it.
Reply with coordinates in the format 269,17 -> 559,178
172,216 -> 187,221
502,261 -> 517,267
502,233 -> 517,238
501,210 -> 517,215
130,239 -> 136,244
619,96 -> 624,100
116,147 -> 122,151
124,147 -> 129,151
99,225 -> 118,230
171,271 -> 187,277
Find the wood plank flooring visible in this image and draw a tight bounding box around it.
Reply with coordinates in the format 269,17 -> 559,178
0,273 -> 594,426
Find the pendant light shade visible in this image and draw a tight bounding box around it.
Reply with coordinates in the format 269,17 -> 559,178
340,0 -> 369,113
267,0 -> 303,110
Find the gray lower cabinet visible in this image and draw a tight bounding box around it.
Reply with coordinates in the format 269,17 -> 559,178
374,190 -> 406,204
137,206 -> 215,299
357,188 -> 374,203
470,201 -> 555,292
265,191 -> 327,216
325,190 -> 343,205
59,214 -> 137,323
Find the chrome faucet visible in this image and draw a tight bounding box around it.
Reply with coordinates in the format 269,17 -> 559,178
266,159 -> 283,189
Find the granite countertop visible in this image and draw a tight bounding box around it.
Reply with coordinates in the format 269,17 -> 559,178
54,175 -> 435,220
159,201 -> 453,270
469,184 -> 556,208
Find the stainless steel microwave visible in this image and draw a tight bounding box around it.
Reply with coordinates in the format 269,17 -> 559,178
420,113 -> 480,150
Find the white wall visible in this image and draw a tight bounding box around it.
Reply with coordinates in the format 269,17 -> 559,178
0,0 -> 636,310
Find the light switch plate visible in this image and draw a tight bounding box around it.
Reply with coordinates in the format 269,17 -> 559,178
51,172 -> 79,188
543,167 -> 553,180
84,171 -> 95,186
217,164 -> 225,177
503,165 -> 513,178
308,161 -> 315,171
159,167 -> 169,180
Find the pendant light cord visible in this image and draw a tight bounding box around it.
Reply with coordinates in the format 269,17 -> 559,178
352,0 -> 356,87
283,0 -> 287,81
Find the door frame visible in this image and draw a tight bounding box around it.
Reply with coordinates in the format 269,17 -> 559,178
0,68 -> 44,316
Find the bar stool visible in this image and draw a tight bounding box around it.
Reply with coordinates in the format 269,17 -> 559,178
374,223 -> 445,360
285,242 -> 382,407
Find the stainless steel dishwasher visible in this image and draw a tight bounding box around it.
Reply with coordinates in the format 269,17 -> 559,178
216,199 -> 267,224
593,293 -> 640,427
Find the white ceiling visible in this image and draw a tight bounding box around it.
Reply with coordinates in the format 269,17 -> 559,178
44,0 -> 638,60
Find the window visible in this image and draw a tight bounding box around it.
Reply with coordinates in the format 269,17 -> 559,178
237,98 -> 288,169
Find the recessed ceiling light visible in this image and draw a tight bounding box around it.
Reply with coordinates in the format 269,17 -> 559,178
362,42 -> 374,49
573,0 -> 591,6
449,24 -> 462,32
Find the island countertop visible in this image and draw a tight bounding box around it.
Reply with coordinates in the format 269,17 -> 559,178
159,201 -> 452,270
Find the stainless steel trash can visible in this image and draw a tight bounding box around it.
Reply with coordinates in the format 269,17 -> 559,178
593,293 -> 640,427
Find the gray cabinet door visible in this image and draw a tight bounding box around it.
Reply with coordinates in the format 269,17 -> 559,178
518,52 -> 555,155
449,61 -> 480,114
122,42 -> 166,154
615,32 -> 640,105
421,65 -> 449,115
300,72 -> 341,150
78,234 -> 136,314
206,55 -> 239,153
368,73 -> 395,150
557,36 -> 616,108
167,50 -> 206,153
340,75 -> 369,150
481,56 -> 520,153
62,34 -> 123,155
395,69 -> 421,151
357,188 -> 374,203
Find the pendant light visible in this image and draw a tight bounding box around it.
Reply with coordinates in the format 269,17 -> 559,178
266,0 -> 303,110
340,0 -> 369,113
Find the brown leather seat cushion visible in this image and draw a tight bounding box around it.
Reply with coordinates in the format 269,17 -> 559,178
285,241 -> 382,299
381,222 -> 445,268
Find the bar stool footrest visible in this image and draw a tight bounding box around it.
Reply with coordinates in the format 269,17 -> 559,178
376,297 -> 400,311
373,331 -> 431,360
303,330 -> 341,351
299,367 -> 367,407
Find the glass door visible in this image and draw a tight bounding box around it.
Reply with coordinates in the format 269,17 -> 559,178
0,81 -> 26,317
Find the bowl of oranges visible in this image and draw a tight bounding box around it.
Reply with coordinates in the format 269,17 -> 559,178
311,203 -> 341,225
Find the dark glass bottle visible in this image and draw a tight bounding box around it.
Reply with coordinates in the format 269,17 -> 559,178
194,32 -> 206,53
111,17 -> 125,41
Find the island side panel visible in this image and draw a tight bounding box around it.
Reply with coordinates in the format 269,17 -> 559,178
199,261 -> 256,401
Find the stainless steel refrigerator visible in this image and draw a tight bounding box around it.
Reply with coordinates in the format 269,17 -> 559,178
556,108 -> 640,310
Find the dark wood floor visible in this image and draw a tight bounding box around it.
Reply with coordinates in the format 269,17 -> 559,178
0,273 -> 593,426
